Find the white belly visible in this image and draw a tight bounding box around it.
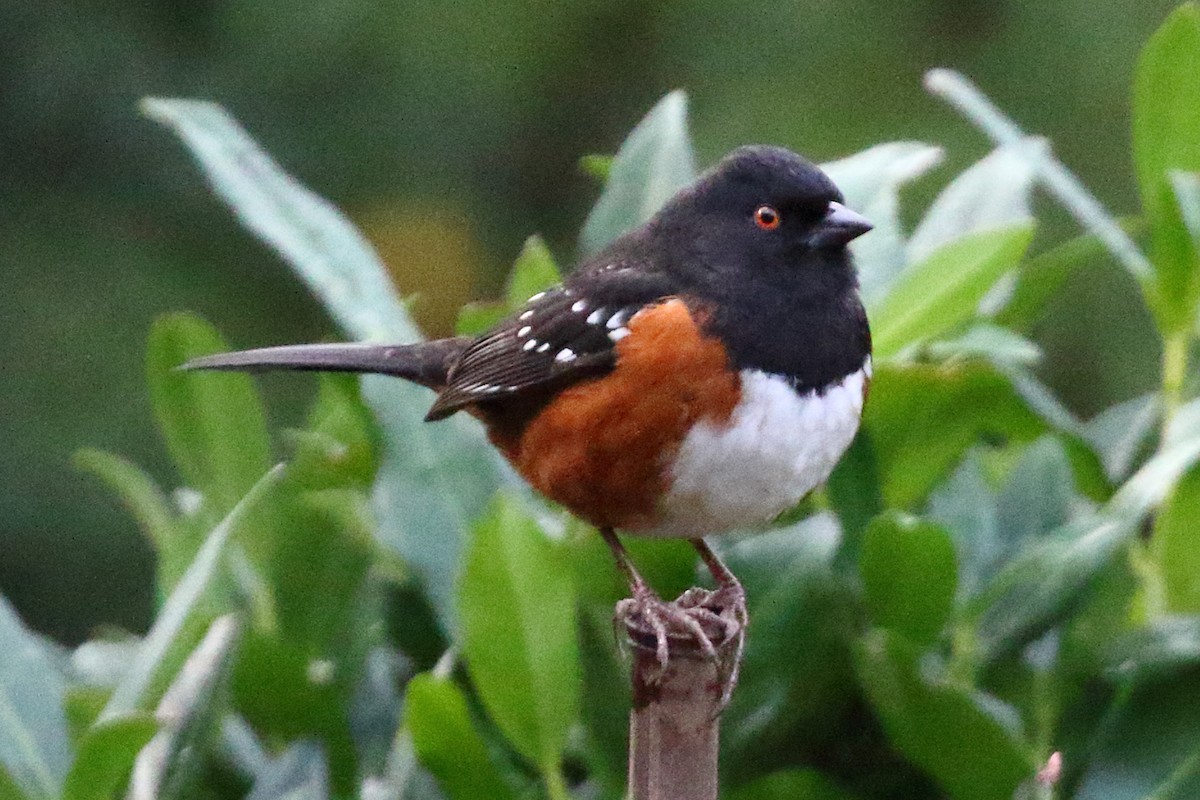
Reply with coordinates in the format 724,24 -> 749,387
645,359 -> 869,538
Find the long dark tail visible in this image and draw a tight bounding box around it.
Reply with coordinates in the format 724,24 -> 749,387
183,338 -> 471,391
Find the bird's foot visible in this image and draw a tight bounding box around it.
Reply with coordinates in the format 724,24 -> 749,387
615,580 -> 747,710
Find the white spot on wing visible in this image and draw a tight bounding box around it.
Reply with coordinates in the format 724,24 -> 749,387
555,348 -> 576,363
587,308 -> 606,325
571,300 -> 588,313
519,310 -> 533,321
517,326 -> 532,337
537,342 -> 551,353
608,327 -> 630,342
523,339 -> 538,351
606,309 -> 630,329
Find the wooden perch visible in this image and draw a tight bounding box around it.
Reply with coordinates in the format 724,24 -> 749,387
622,587 -> 743,800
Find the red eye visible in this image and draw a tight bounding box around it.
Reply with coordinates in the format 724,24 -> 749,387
754,205 -> 780,230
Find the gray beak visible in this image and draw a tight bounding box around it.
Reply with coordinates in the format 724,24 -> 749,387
808,201 -> 873,248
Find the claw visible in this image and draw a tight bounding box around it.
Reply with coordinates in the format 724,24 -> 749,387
601,528 -> 749,714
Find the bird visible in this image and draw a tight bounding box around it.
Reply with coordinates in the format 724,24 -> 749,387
185,145 -> 873,698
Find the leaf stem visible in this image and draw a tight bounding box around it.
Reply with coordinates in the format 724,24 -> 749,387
924,69 -> 1154,283
541,759 -> 570,800
1162,330 -> 1190,435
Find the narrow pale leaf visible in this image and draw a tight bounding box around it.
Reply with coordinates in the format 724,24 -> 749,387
1113,397 -> 1200,518
1081,393 -> 1160,483
101,466 -> 281,721
142,98 -> 410,342
1105,615 -> 1200,684
580,91 -> 696,256
74,449 -> 177,552
0,597 -> 71,800
128,616 -> 242,800
872,225 -> 1035,358
908,142 -> 1040,263
245,742 -> 330,800
457,495 -> 580,767
968,514 -> 1133,662
821,142 -> 944,305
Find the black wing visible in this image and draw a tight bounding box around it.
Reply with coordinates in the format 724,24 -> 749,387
426,264 -> 677,420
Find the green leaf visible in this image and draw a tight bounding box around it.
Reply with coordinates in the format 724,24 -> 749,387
579,90 -> 697,256
720,516 -> 861,778
455,301 -> 509,337
579,154 -> 613,182
827,432 -> 885,564
142,98 -> 411,342
62,714 -> 158,800
865,362 -> 1043,507
1171,170 -> 1200,250
406,673 -> 519,800
284,373 -> 379,490
872,225 -> 1035,358
265,488 -> 375,652
1153,466 -> 1200,612
73,449 -> 177,552
231,634 -> 357,791
927,450 -> 1000,598
370,392 -> 503,634
860,513 -> 957,645
147,313 -> 272,516
729,769 -> 856,800
1075,672 -> 1200,800
1105,615 -> 1200,684
127,616 -> 241,800
505,235 -> 561,310
924,324 -> 1042,368
457,494 -> 580,769
994,228 -> 1119,332
1113,396 -> 1200,518
245,742 -> 330,800
144,97 -> 503,633
907,143 -> 1039,264
821,142 -> 944,305
854,629 -> 1033,800
0,596 -> 71,800
101,466 -> 282,721
996,437 -> 1074,547
967,514 -> 1133,663
1133,3 -> 1200,333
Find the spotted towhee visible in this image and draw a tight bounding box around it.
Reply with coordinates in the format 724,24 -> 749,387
187,145 -> 873,690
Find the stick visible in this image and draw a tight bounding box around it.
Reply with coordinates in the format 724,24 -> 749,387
622,589 -> 742,800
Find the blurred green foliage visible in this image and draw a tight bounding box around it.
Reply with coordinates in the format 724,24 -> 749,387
0,0 -> 1184,643
5,2 -> 1200,799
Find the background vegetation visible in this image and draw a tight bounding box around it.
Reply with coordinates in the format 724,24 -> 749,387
4,2 -> 1200,799
0,0 -> 1182,642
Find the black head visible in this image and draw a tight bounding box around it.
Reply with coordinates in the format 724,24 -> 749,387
648,145 -> 871,285
628,145 -> 873,386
